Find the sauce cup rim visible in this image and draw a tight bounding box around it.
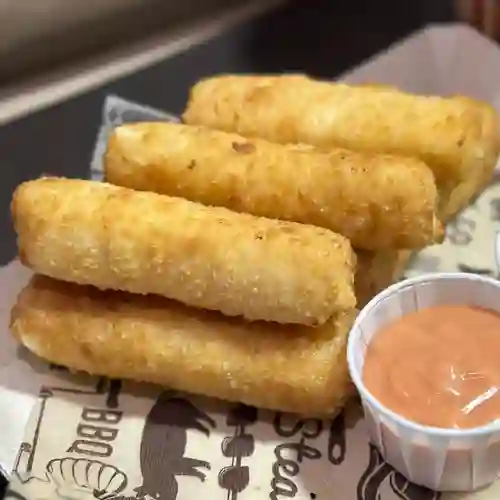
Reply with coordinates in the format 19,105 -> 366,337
347,271 -> 500,438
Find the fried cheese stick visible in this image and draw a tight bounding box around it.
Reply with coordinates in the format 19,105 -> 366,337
105,122 -> 442,250
354,162 -> 488,308
12,178 -> 356,326
182,74 -> 500,220
11,275 -> 357,416
355,250 -> 412,308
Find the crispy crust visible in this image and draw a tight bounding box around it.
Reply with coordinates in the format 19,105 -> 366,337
354,157 -> 487,308
355,250 -> 412,307
105,122 -> 442,250
11,275 -> 356,417
183,74 -> 500,221
11,177 -> 356,326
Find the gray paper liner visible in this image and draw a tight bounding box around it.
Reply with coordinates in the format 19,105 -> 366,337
90,95 -> 179,181
8,370 -> 439,500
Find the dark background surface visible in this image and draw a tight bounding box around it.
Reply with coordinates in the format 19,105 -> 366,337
0,0 -> 457,492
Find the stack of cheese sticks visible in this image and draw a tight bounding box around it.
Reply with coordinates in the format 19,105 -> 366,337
10,74 -> 500,417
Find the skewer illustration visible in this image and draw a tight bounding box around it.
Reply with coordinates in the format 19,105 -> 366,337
218,404 -> 258,500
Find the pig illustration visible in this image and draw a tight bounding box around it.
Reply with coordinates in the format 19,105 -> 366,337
135,392 -> 216,500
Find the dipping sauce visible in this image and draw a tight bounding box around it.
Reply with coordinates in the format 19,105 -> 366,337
363,305 -> 500,429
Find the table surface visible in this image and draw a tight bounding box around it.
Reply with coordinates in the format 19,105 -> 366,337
0,0 -> 458,495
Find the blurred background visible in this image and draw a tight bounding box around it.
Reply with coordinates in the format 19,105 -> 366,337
0,0 -> 496,91
0,0 -> 247,83
455,0 -> 500,39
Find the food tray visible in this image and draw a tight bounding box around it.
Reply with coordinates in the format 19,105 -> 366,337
3,23 -> 500,500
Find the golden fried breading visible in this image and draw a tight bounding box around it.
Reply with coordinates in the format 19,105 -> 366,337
182,74 -> 500,220
12,177 -> 356,326
355,250 -> 412,307
11,275 -> 357,416
105,122 -> 442,250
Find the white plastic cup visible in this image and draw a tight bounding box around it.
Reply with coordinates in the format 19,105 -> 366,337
347,272 -> 500,492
